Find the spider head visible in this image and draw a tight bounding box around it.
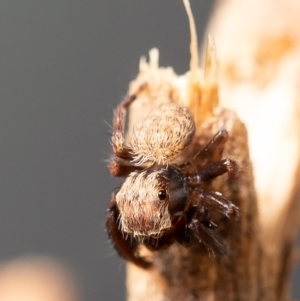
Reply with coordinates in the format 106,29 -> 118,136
116,166 -> 188,238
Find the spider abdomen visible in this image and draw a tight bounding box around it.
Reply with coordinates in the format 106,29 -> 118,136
127,103 -> 195,165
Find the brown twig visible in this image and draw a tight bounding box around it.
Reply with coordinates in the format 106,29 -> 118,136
124,0 -> 300,300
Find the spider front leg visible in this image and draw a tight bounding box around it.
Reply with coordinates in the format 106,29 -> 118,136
106,193 -> 152,269
188,189 -> 239,256
188,205 -> 229,256
193,190 -> 239,227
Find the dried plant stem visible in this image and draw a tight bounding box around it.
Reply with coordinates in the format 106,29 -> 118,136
207,0 -> 300,299
127,111 -> 260,301
125,0 -> 300,300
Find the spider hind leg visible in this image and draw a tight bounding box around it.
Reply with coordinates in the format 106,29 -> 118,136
112,83 -> 147,159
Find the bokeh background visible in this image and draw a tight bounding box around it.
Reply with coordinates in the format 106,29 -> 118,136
1,1 -> 299,300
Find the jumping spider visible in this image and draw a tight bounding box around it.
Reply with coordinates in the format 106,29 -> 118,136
106,85 -> 239,269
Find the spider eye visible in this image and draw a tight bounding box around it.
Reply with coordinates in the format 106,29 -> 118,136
158,190 -> 167,200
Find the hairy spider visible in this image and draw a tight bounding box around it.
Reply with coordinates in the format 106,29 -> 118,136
106,85 -> 239,269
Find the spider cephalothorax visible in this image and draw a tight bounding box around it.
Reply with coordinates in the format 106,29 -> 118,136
106,86 -> 239,268
116,166 -> 188,238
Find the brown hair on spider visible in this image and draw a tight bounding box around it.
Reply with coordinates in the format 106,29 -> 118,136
106,87 -> 239,268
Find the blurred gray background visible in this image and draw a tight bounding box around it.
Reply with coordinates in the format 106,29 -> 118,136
0,1 -> 299,300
